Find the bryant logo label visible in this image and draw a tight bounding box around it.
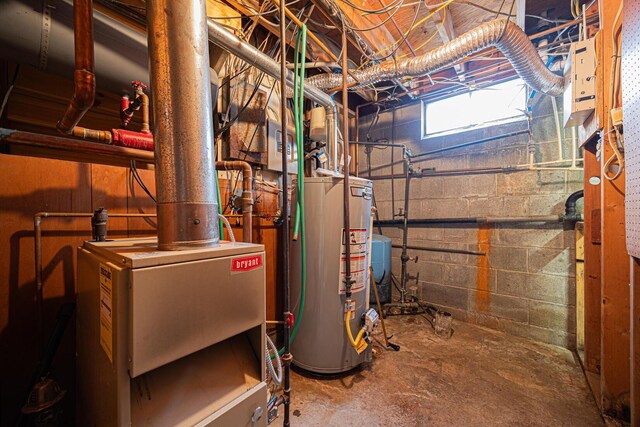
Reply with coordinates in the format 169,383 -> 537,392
231,255 -> 263,272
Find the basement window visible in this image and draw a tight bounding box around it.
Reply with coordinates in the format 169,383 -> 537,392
421,78 -> 527,139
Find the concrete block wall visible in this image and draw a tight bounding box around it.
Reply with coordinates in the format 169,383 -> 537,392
359,96 -> 583,348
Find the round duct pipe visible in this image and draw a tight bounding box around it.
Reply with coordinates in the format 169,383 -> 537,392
0,0 -> 148,94
147,0 -> 220,250
306,18 -> 564,97
0,0 -> 220,96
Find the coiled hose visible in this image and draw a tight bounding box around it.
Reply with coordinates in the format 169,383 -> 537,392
305,18 -> 563,97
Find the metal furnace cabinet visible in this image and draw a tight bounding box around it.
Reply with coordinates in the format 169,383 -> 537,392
76,238 -> 267,426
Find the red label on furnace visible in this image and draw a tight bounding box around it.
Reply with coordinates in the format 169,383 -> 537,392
231,255 -> 263,272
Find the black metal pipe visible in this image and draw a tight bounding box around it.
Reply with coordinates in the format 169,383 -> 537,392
349,140 -> 410,152
393,244 -> 486,256
368,167 -> 513,180
279,0 -> 291,424
564,189 -> 584,222
342,29 -> 352,299
411,129 -> 529,158
376,216 -> 564,226
399,155 -> 410,304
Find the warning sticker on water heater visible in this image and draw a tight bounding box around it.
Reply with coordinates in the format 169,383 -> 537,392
338,228 -> 369,294
99,263 -> 113,364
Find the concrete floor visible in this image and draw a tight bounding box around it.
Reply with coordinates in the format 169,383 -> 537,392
287,316 -> 602,426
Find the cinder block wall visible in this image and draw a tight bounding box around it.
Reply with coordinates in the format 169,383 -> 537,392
358,96 -> 583,348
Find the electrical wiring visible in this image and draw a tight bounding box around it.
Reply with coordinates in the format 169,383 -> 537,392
495,0 -> 507,19
130,160 -> 157,203
603,0 -> 624,182
342,0 -> 406,33
0,64 -> 19,119
497,0 -> 516,41
525,15 -> 571,24
398,4 -> 447,56
364,0 -> 452,60
352,0 -> 423,65
340,0 -> 403,15
223,5 -> 311,214
208,0 -> 303,19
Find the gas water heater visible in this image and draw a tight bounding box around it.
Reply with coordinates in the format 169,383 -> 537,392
291,174 -> 374,374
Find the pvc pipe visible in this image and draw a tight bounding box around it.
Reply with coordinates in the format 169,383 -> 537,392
550,96 -> 564,161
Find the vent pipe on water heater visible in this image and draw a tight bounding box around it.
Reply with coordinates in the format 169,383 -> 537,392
146,0 -> 220,250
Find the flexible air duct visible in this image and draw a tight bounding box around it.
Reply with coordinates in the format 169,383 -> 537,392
306,18 -> 564,97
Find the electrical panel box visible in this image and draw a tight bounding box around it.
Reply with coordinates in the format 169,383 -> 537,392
563,38 -> 596,128
266,101 -> 298,174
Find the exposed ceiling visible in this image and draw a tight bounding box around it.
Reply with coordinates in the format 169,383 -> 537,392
101,0 -> 585,106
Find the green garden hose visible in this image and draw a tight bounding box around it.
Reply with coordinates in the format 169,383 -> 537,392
276,25 -> 307,356
215,172 -> 224,240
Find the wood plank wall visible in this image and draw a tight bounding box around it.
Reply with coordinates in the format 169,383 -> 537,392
579,0 -> 631,422
0,65 -> 281,424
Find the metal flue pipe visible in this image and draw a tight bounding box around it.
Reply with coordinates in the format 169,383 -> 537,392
146,0 -> 219,250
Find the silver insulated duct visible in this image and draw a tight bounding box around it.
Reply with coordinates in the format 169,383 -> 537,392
147,0 -> 220,250
306,18 -> 564,97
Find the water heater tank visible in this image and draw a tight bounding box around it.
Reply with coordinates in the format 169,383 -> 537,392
291,175 -> 373,374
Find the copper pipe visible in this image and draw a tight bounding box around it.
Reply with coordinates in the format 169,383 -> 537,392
57,0 -> 96,134
0,129 -> 154,166
215,160 -> 253,243
72,126 -> 112,143
122,82 -> 151,133
140,91 -> 150,133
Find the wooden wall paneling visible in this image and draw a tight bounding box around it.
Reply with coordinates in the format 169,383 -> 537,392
0,156 -> 93,425
91,165 -> 129,238
598,0 -> 631,420
576,222 -> 586,358
218,176 -> 281,322
583,144 -> 602,375
632,257 -> 640,425
127,168 -> 158,236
